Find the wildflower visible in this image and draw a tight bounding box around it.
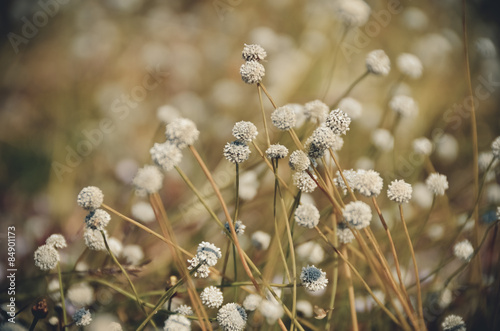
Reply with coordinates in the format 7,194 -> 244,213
45,234 -> 67,249
413,183 -> 434,209
397,53 -> 423,79
389,95 -> 418,118
343,201 -> 372,230
266,144 -> 288,159
240,61 -> 265,84
271,106 -> 296,130
251,231 -> 271,250
289,150 -> 310,171
132,165 -> 164,196
413,137 -> 433,155
196,241 -> 222,267
122,245 -> 144,265
326,109 -> 351,135
242,44 -> 267,62
442,314 -> 466,331
403,7 -> 428,31
217,303 -> 247,331
300,265 -> 328,292
164,314 -> 191,331
478,152 -> 496,171
353,169 -> 383,197
77,186 -> 104,210
260,299 -> 284,324
150,141 -> 182,172
48,279 -> 61,300
156,105 -> 180,124
492,136 -> 500,159
131,201 -> 156,223
232,121 -> 258,142
73,308 -> 92,326
335,0 -> 371,27
293,171 -> 317,193
296,242 -> 324,264
304,100 -> 329,123
309,125 -> 338,151
453,239 -> 473,261
200,286 -> 224,309
223,140 -> 251,164
85,209 -> 111,231
387,179 -> 413,204
67,283 -> 94,307
175,305 -> 193,316
108,322 -> 123,331
83,228 -> 107,251
435,133 -> 459,162
239,171 -> 259,201
365,49 -> 391,76
107,237 -> 123,257
337,223 -> 355,244
242,294 -> 262,311
425,173 -> 449,196
187,256 -> 211,278
34,245 -> 60,271
294,203 -> 320,228
371,129 -> 394,151
334,169 -> 357,194
338,97 -> 362,120
224,220 -> 246,236
165,118 -> 200,148
296,300 -> 313,318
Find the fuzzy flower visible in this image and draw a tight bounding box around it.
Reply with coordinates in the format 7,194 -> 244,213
217,303 -> 247,331
83,228 -> 107,251
289,150 -> 310,171
294,203 -> 320,229
387,179 -> 413,204
397,53 -> 423,79
73,308 -> 92,326
232,121 -> 258,142
133,165 -> 164,196
353,169 -> 383,197
243,294 -> 262,311
293,171 -> 317,193
164,314 -> 191,331
413,137 -> 433,156
131,201 -> 156,223
242,44 -> 267,62
165,118 -> 199,149
389,95 -> 418,118
309,125 -> 338,151
326,109 -> 351,135
492,136 -> 500,159
425,173 -> 449,196
442,314 -> 466,331
67,283 -> 94,307
271,106 -> 296,130
335,0 -> 371,27
45,234 -> 67,249
334,169 -> 357,194
187,256 -> 210,278
200,286 -> 224,309
85,209 -> 111,231
150,142 -> 182,172
304,100 -> 329,123
224,220 -> 246,236
34,245 -> 60,271
260,299 -> 284,324
300,265 -> 328,292
175,305 -> 193,316
251,231 -> 271,250
338,97 -> 362,120
366,49 -> 391,76
478,152 -> 496,171
107,237 -> 123,257
296,242 -> 324,264
266,144 -> 289,159
337,223 -> 355,244
240,61 -> 265,84
371,129 -> 394,151
196,242 -> 222,267
223,140 -> 251,164
123,245 -> 144,265
108,322 -> 123,331
453,239 -> 473,262
77,186 -> 104,210
343,201 -> 372,229
296,300 -> 313,318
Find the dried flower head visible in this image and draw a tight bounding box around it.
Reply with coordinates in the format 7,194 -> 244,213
242,294 -> 262,311
83,228 -> 107,251
175,305 -> 193,316
397,53 -> 423,79
294,203 -> 320,229
366,49 -> 391,76
77,186 -> 104,211
289,150 -> 310,172
132,165 -> 164,196
326,109 -> 351,135
334,169 -> 357,194
338,97 -> 362,120
200,286 -> 224,309
224,220 -> 246,236
293,171 -> 317,193
266,144 -> 289,159
389,95 -> 418,118
453,239 -> 473,262
337,223 -> 355,244
251,231 -> 271,250
304,100 -> 329,123
413,137 -> 433,156
492,136 -> 500,159
73,308 -> 92,326
217,303 -> 247,331
309,125 -> 338,151
271,106 -> 296,130
371,129 -> 394,151
343,201 -> 372,229
300,265 -> 328,292
223,140 -> 251,164
232,121 -> 258,142
45,234 -> 67,249
150,142 -> 182,172
187,256 -> 210,278
387,179 -> 413,204
242,44 -> 267,62
34,244 -> 60,271
165,118 -> 200,149
425,173 -> 449,196
442,314 -> 466,331
196,241 -> 222,267
336,0 -> 371,27
240,60 -> 265,84
85,209 -> 111,231
353,169 -> 383,197
164,314 -> 191,331
67,283 -> 94,307
107,237 -> 123,257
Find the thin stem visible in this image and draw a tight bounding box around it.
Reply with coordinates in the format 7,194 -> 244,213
257,83 -> 272,147
325,214 -> 338,331
322,26 -> 348,100
343,246 -> 359,331
29,318 -> 39,331
259,82 -> 278,109
331,70 -> 370,108
56,262 -> 68,330
329,148 -> 356,201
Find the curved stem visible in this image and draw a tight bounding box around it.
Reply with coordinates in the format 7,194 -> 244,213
56,263 -> 68,330
331,70 -> 369,108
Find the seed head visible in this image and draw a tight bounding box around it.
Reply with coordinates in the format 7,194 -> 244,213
73,308 -> 92,326
240,61 -> 265,84
77,186 -> 104,211
131,201 -> 156,223
133,165 -> 164,196
336,0 -> 371,27
289,150 -> 310,171
187,256 -> 211,278
175,305 -> 193,316
353,169 -> 383,197
293,171 -> 317,193
453,239 -> 473,261
266,144 -> 289,159
201,286 -> 224,309
326,109 -> 351,135
389,95 -> 418,118
366,49 -> 391,76
123,244 -> 144,265
442,314 -> 466,331
343,201 -> 372,229
34,244 -> 60,271
337,223 -> 355,244
387,179 -> 413,204
304,100 -> 329,123
45,234 -> 67,249
223,140 -> 251,164
164,314 -> 191,331
166,118 -> 199,148
371,129 -> 394,151
242,44 -> 267,62
150,142 -> 182,172
251,231 -> 271,250
425,173 -> 449,196
300,265 -> 328,292
83,228 -> 107,251
413,137 -> 433,156
271,106 -> 296,130
294,203 -> 320,229
232,121 -> 258,142
85,209 -> 111,231
196,241 -> 222,267
242,294 -> 262,311
338,97 -> 362,120
217,303 -> 247,331
67,283 -> 94,307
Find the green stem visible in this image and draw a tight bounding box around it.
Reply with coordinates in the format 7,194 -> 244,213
330,70 -> 369,108
56,262 -> 68,330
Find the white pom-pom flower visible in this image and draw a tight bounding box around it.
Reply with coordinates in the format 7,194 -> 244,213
200,286 -> 224,309
223,141 -> 251,164
441,314 -> 466,331
293,172 -> 317,193
242,44 -> 267,62
304,100 -> 329,123
336,0 -> 371,27
34,245 -> 60,271
300,265 -> 328,292
73,308 -> 92,326
242,294 -> 262,311
251,231 -> 271,250
294,203 -> 320,229
425,173 -> 449,196
163,314 -> 191,331
271,106 -> 296,130
133,165 -> 164,196
389,95 -> 418,118
166,118 -> 200,149
45,234 -> 67,249
85,209 -> 111,231
150,142 -> 182,172
353,169 -> 383,197
240,61 -> 265,84
326,109 -> 351,135
77,186 -> 104,210
232,121 -> 258,142
366,49 -> 391,76
217,303 -> 247,331
289,150 -> 310,172
343,201 -> 372,229
453,239 -> 473,262
397,53 -> 423,79
387,179 -> 413,204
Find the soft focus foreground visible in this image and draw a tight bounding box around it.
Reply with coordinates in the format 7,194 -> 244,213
1,1 -> 500,330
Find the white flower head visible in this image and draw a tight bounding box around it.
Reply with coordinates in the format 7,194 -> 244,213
336,0 -> 371,27
397,53 -> 423,79
240,61 -> 265,84
371,129 -> 394,151
251,231 -> 271,250
296,242 -> 324,264
300,265 -> 328,292
343,201 -> 372,230
475,37 -> 496,58
266,144 -> 289,159
175,305 -> 193,316
271,106 -> 296,130
497,206 -> 500,220
242,294 -> 262,311
259,299 -> 284,324
453,239 -> 473,262
107,237 -> 123,257
200,286 -> 224,309
294,203 -> 320,229
389,95 -> 418,118
85,209 -> 111,231
224,220 -> 246,236
83,228 -> 107,251
334,169 -> 357,195
326,109 -> 351,135
309,125 -> 338,151
166,118 -> 200,149
133,165 -> 164,196
304,100 -> 329,123
45,234 -> 67,249
217,303 -> 247,331
425,173 -> 449,196
242,44 -> 267,62
34,244 -> 60,271
491,136 -> 500,159
296,300 -> 313,318
73,308 -> 92,326
67,283 -> 94,307
366,49 -> 391,76
196,241 -> 222,267
223,140 -> 251,164
353,169 -> 383,197
338,97 -> 363,120
232,121 -> 258,142
413,137 -> 433,156
387,179 -> 413,204
150,142 -> 182,172
337,223 -> 355,244
131,201 -> 156,223
293,172 -> 317,193
164,314 -> 191,331
77,186 -> 104,210
289,150 -> 310,172
108,322 -> 123,331
123,245 -> 144,265
442,314 -> 466,331
187,256 -> 210,278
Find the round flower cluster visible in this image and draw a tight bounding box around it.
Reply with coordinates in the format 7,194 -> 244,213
200,286 -> 224,308
366,49 -> 391,76
271,106 -> 296,130
491,136 -> 500,158
453,239 -> 474,261
150,142 -> 182,172
293,171 -> 317,193
251,231 -> 271,250
164,314 -> 191,331
34,245 -> 60,271
84,228 -> 108,251
353,169 -> 383,197
165,117 -> 200,148
337,223 -> 355,244
240,61 -> 265,84
413,137 -> 433,156
300,265 -> 328,292
217,303 -> 247,331
242,294 -> 262,311
335,0 -> 371,27
326,109 -> 351,135
232,121 -> 258,142
338,97 -> 362,120
242,44 -> 267,62
304,100 -> 329,123
334,169 -> 357,194
396,53 -> 423,79
175,305 -> 193,316
223,140 -> 251,164
196,241 -> 222,267
133,165 -> 164,196
389,95 -> 418,118
387,179 -> 412,204
266,144 -> 289,159
85,209 -> 111,231
224,220 -> 246,236
343,201 -> 372,230
45,234 -> 67,249
371,129 -> 394,151
441,314 -> 466,331
289,150 -> 310,172
73,308 -> 92,326
294,203 -> 320,228
425,173 -> 449,196
77,186 -> 104,210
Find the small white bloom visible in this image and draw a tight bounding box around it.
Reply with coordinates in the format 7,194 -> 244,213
251,231 -> 271,250
336,0 -> 371,27
196,241 -> 222,267
133,165 -> 164,196
34,245 -> 60,271
187,256 -> 211,278
107,237 -> 123,257
387,179 -> 412,204
122,245 -> 144,265
338,97 -> 363,120
289,150 -> 310,172
300,265 -> 328,292
239,171 -> 259,201
224,220 -> 246,236
217,303 -> 247,331
413,137 -> 433,156
271,106 -> 296,130
232,121 -> 258,142
165,118 -> 200,149
45,234 -> 67,249
293,172 -> 317,193
353,169 -> 383,197
389,95 -> 418,118
164,314 -> 191,331
73,308 -> 92,326
425,173 -> 449,196
175,305 -> 193,316
412,183 -> 434,209
371,129 -> 394,151
84,228 -> 107,251
294,203 -> 320,229
259,299 -> 284,325
67,283 -> 94,307
150,142 -> 182,172
397,53 -> 423,79
442,314 -> 466,331
296,242 -> 324,264
326,109 -> 351,135
77,186 -> 104,210
200,286 -> 224,309
304,100 -> 329,123
85,209 -> 111,231
343,201 -> 372,229
266,144 -> 289,159
223,141 -> 251,164
453,239 -> 473,261
240,61 -> 265,84
243,294 -> 262,311
337,223 -> 355,244
366,49 -> 391,76
131,201 -> 156,223
242,44 -> 267,62
296,300 -> 313,318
